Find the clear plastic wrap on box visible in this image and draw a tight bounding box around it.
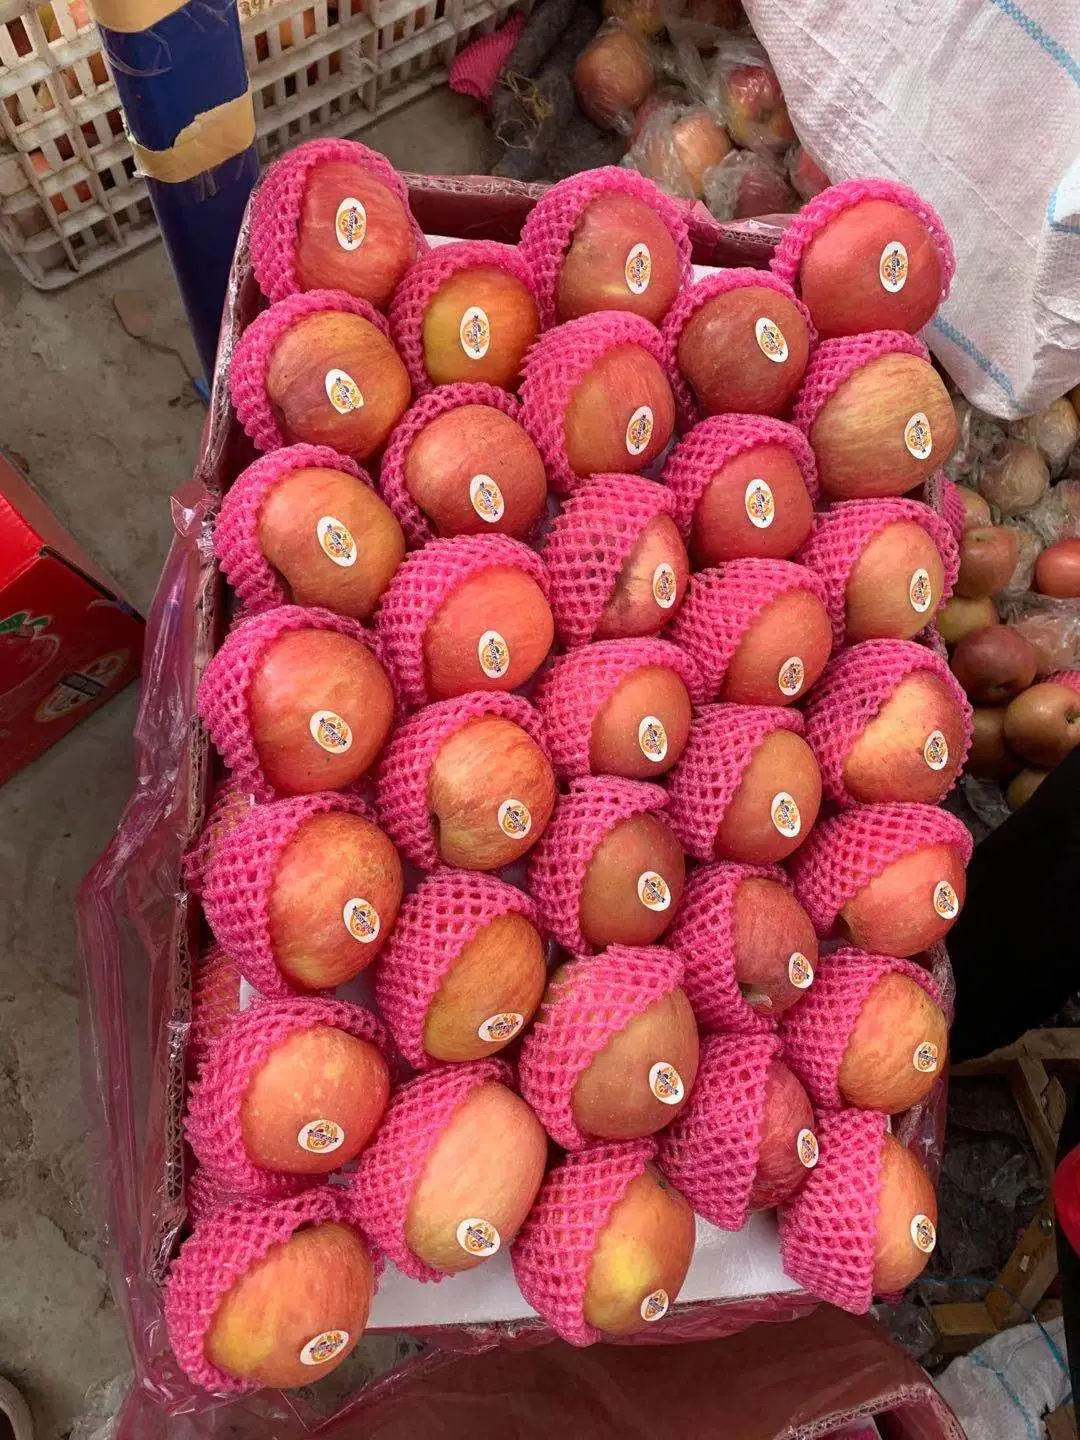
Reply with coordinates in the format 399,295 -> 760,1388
701,147 -> 797,220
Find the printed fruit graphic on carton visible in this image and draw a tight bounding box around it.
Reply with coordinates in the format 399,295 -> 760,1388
294,160 -> 417,307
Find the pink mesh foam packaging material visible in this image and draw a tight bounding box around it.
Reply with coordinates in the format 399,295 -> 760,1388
541,474 -> 683,648
526,776 -> 673,954
213,443 -> 373,616
517,944 -> 686,1151
183,780 -> 254,899
779,947 -> 941,1109
939,478 -> 968,545
374,691 -> 548,870
165,1186 -> 371,1394
660,269 -> 816,431
534,638 -> 700,779
197,603 -> 389,803
350,1058 -> 510,1283
804,639 -> 972,806
1048,670 -> 1080,696
655,1031 -> 780,1230
249,136 -> 428,304
660,413 -> 820,538
186,998 -> 391,1193
449,11 -> 525,101
510,1138 -> 657,1346
230,289 -> 394,454
373,533 -> 550,709
387,239 -> 539,394
375,871 -> 538,1070
666,703 -> 807,863
796,497 -> 960,646
789,801 -> 974,938
778,1107 -> 889,1314
189,943 -> 253,1067
517,167 -> 692,330
202,790 -> 374,999
664,861 -> 791,1034
186,1166 -> 319,1227
792,330 -> 930,440
668,559 -> 830,703
519,311 -> 671,496
770,177 -> 956,308
377,382 -> 535,548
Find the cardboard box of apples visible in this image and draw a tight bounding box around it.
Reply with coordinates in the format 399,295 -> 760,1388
105,142 -> 978,1415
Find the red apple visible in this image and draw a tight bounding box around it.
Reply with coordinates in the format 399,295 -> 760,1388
579,812 -> 686,948
796,199 -> 944,339
582,1162 -> 695,1335
720,586 -> 833,705
556,190 -> 682,324
554,969 -> 700,1138
1003,682 -> 1080,766
839,842 -> 967,957
722,63 -> 794,151
838,972 -> 948,1113
789,145 -> 829,201
603,0 -> 665,37
677,287 -> 811,417
205,1220 -> 374,1388
950,625 -> 1038,702
937,594 -> 999,648
427,714 -> 556,869
732,874 -> 818,1017
688,443 -> 814,566
589,663 -> 693,778
265,310 -> 411,458
267,811 -> 403,988
574,24 -> 654,130
956,525 -> 1018,598
421,266 -> 540,389
810,353 -> 957,499
956,485 -> 991,529
257,465 -> 405,619
748,1059 -> 817,1210
845,521 -> 947,641
422,911 -> 548,1062
713,729 -> 822,864
968,706 -> 1019,780
423,566 -> 555,699
873,1134 -> 938,1294
1007,767 -> 1049,809
1035,539 -> 1080,598
594,513 -> 690,639
841,670 -> 967,804
402,405 -> 548,539
294,160 -> 416,308
248,629 -> 395,794
564,343 -> 676,478
980,440 -> 1048,516
239,1023 -> 390,1173
404,1081 -> 548,1273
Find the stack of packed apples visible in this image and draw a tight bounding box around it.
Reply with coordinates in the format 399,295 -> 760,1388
163,141 -> 972,1396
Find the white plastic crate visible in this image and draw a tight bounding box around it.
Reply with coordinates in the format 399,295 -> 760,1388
0,0 -> 525,288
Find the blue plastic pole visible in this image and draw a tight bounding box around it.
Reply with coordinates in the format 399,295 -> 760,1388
89,0 -> 258,380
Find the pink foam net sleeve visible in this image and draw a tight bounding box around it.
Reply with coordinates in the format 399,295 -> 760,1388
183,780 -> 254,899
510,1138 -> 657,1347
518,167 -> 692,330
526,776 -> 672,954
939,478 -> 968,545
374,871 -> 537,1069
517,944 -> 685,1150
249,136 -> 428,304
656,1031 -> 781,1230
449,11 -> 526,102
349,1058 -> 510,1283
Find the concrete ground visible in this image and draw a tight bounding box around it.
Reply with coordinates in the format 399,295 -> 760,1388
0,88 -> 488,1439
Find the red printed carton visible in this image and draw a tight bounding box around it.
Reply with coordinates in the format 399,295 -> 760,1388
0,448 -> 143,785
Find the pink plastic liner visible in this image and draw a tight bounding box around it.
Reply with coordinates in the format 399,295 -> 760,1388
660,269 -> 816,431
792,330 -> 930,439
939,478 -> 967,545
230,289 -> 394,454
656,1031 -> 780,1230
510,1138 -> 657,1347
249,136 -> 428,304
518,166 -> 693,330
803,639 -> 972,806
213,443 -> 373,616
449,11 -> 526,102
374,871 -> 538,1070
517,944 -> 685,1150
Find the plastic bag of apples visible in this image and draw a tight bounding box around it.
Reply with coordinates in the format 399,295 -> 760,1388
78,141 -> 973,1434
